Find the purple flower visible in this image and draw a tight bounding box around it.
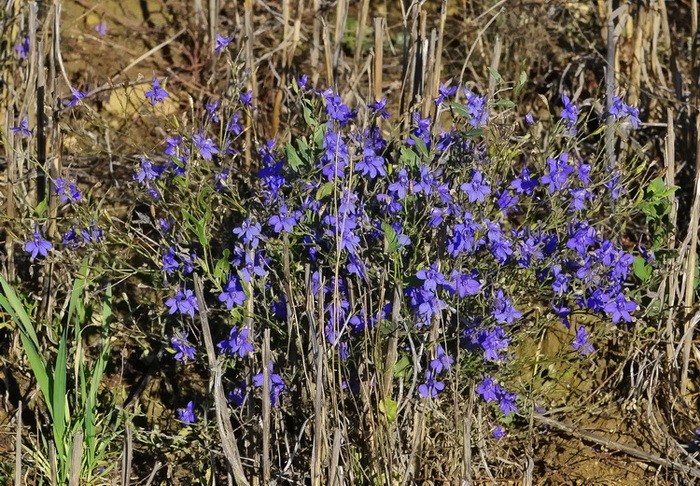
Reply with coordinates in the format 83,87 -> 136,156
447,270 -> 482,298
463,89 -> 489,127
240,90 -> 254,108
94,23 -> 107,35
54,177 -> 82,203
145,79 -> 169,105
492,426 -> 506,439
162,246 -> 179,273
192,133 -> 219,160
560,94 -> 580,131
24,229 -> 52,260
322,88 -> 356,125
418,370 -> 445,399
430,345 -> 455,374
15,37 -> 29,59
218,275 -> 247,309
253,361 -> 285,407
9,118 -> 32,137
603,293 -> 637,323
572,326 -> 594,355
269,204 -> 300,233
232,219 -> 265,248
217,326 -> 254,358
177,401 -> 196,425
214,33 -> 234,52
134,158 -> 161,183
164,288 -> 199,317
171,330 -> 196,361
461,170 -> 491,203
476,376 -> 498,402
227,113 -> 243,135
434,82 -> 457,106
66,87 -> 88,108
296,74 -> 308,88
604,171 -> 624,199
228,381 -> 247,406
609,96 -> 641,129
473,326 -> 510,361
491,289 -> 522,324
540,152 -> 574,194
416,262 -> 447,292
407,112 -> 432,149
356,147 -> 386,179
204,100 -> 220,122
510,167 -> 538,195
388,168 -> 409,200
524,112 -> 535,125
368,98 -> 391,118
497,388 -> 519,416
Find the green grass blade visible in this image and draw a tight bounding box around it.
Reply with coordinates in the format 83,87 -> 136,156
53,327 -> 69,463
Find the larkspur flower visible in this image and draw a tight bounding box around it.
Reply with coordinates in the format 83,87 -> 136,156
240,90 -> 253,108
492,426 -> 506,439
269,204 -> 300,233
491,289 -> 522,324
461,170 -> 491,203
496,387 -> 519,416
177,401 -> 196,425
94,23 -> 107,35
10,118 -> 32,137
204,100 -> 220,122
603,293 -> 637,323
473,326 -> 510,361
418,370 -> 445,399
217,326 -> 254,358
232,219 -> 265,248
171,330 -> 196,361
145,79 -> 169,105
609,96 -> 641,129
24,229 -> 52,260
214,33 -> 234,52
416,262 -> 447,292
463,88 -> 489,127
476,376 -> 498,402
572,326 -> 594,355
253,361 -> 285,407
434,82 -> 457,106
524,112 -> 535,124
560,94 -> 580,131
15,37 -> 29,59
540,152 -> 575,194
430,345 -> 455,374
54,177 -> 82,203
218,275 -> 246,309
66,87 -> 88,108
192,133 -> 219,160
228,381 -> 247,406
296,74 -> 308,88
165,288 -> 199,317
368,98 -> 391,118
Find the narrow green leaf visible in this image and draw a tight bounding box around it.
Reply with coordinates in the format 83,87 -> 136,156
316,181 -> 335,200
285,143 -> 303,172
487,67 -> 504,84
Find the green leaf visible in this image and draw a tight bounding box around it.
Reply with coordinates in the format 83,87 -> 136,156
633,256 -> 652,282
285,143 -> 304,172
316,181 -> 335,200
379,397 -> 398,423
514,70 -> 527,96
492,99 -> 516,108
303,103 -> 317,128
393,356 -> 411,378
34,198 -> 48,218
463,128 -> 484,138
381,222 -> 400,253
449,102 -> 470,118
487,67 -> 504,84
213,249 -> 231,282
399,146 -> 419,168
410,135 -> 429,159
